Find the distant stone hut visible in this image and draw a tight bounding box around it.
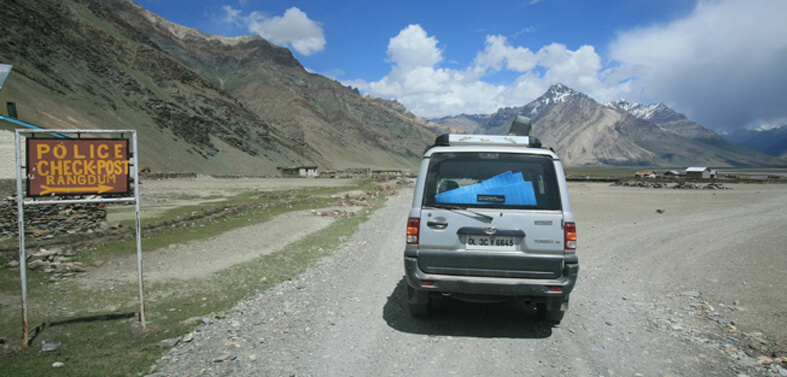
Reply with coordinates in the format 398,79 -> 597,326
686,167 -> 712,179
635,171 -> 656,178
372,169 -> 403,178
277,166 -> 318,178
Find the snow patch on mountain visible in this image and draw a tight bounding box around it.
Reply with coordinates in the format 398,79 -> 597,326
755,123 -> 786,132
606,100 -> 688,124
529,84 -> 584,117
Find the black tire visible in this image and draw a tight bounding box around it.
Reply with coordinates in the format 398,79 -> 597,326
407,286 -> 431,317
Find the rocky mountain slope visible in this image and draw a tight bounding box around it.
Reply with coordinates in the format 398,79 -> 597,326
436,84 -> 783,167
3,0 -> 780,171
104,0 -> 433,171
608,99 -> 787,162
0,0 -> 434,174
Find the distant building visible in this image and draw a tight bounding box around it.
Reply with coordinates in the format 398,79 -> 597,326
635,171 -> 656,178
321,170 -> 338,178
277,166 -> 318,178
663,170 -> 683,177
372,169 -> 403,178
686,167 -> 711,179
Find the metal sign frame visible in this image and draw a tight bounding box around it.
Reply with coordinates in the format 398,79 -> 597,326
14,129 -> 146,347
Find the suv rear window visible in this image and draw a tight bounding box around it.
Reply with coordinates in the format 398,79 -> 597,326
423,152 -> 562,210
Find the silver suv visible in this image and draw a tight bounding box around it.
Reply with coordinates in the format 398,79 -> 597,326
404,134 -> 578,323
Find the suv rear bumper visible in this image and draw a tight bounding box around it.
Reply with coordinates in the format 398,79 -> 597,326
404,256 -> 578,298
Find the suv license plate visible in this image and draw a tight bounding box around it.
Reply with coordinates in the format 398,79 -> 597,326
465,236 -> 516,250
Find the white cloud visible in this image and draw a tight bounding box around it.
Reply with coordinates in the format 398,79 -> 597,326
474,35 -> 536,72
222,7 -> 325,56
349,25 -> 505,117
608,0 -> 787,131
221,5 -> 242,25
353,26 -> 607,118
387,25 -> 443,70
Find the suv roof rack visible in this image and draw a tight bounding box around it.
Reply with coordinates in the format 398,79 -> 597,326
434,134 -> 542,148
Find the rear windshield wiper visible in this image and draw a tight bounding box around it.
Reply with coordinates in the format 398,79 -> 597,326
428,203 -> 494,221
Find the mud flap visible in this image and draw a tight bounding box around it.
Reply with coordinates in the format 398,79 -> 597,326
546,295 -> 569,312
407,286 -> 431,316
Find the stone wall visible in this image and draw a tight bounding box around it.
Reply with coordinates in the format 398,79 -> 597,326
0,197 -> 108,240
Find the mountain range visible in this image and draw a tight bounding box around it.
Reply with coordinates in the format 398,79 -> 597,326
434,84 -> 784,166
721,125 -> 787,159
0,0 -> 782,173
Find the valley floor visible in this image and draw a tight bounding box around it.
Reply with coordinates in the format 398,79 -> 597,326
141,181 -> 786,376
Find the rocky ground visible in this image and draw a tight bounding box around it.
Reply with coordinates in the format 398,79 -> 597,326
131,181 -> 786,377
5,179 -> 785,376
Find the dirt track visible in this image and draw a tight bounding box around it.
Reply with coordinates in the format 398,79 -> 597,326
139,181 -> 785,377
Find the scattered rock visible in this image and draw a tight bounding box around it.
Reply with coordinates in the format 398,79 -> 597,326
180,316 -> 203,326
182,332 -> 195,343
739,357 -> 760,367
758,356 -> 774,365
157,337 -> 181,348
213,352 -> 232,363
28,259 -> 50,271
611,180 -> 731,190
52,362 -> 65,368
41,343 -> 61,352
311,209 -> 355,218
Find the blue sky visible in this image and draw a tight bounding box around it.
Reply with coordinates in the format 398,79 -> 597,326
140,0 -> 787,132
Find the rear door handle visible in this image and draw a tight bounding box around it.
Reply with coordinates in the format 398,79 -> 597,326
427,221 -> 448,229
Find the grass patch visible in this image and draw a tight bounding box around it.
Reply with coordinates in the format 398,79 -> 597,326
0,181 -> 392,376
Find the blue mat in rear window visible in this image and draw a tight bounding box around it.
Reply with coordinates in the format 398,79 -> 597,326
435,171 -> 537,206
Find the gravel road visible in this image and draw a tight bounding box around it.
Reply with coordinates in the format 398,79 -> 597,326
150,183 -> 786,377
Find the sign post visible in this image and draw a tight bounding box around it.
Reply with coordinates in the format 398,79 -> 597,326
15,129 -> 146,347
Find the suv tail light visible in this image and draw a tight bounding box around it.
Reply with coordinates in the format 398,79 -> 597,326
564,221 -> 577,250
406,217 -> 420,244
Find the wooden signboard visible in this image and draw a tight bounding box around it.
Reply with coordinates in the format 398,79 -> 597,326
26,138 -> 130,197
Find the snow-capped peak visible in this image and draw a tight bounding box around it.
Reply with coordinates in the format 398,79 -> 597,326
544,84 -> 582,104
528,84 -> 584,116
607,100 -> 686,123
